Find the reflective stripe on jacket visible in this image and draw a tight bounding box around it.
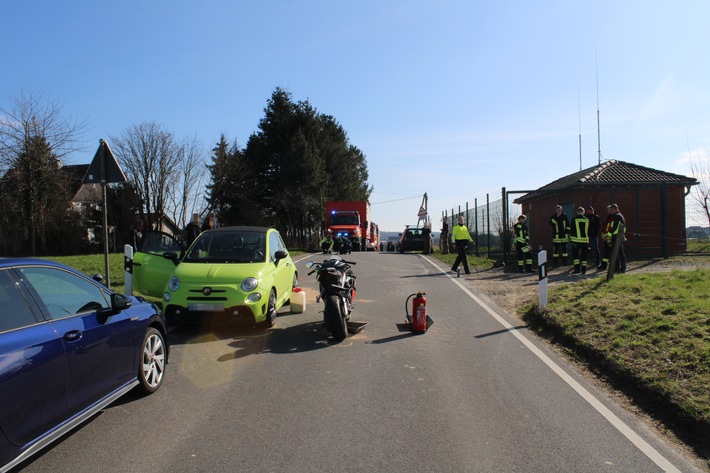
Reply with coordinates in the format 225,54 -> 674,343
513,223 -> 529,245
569,216 -> 590,243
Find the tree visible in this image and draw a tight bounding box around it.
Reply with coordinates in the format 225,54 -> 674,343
688,152 -> 710,228
206,134 -> 259,226
167,136 -> 207,230
0,90 -> 87,255
110,122 -> 181,232
240,87 -> 371,246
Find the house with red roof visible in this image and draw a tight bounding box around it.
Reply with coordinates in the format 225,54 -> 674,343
513,160 -> 698,258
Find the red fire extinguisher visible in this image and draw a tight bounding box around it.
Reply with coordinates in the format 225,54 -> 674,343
406,292 -> 427,333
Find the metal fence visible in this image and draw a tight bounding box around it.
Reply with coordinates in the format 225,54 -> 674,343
440,188 -> 514,261
441,187 -> 710,260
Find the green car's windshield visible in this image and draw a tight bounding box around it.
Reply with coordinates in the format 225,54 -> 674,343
185,231 -> 267,263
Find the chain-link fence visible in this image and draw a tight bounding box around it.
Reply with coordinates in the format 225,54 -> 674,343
685,204 -> 710,253
441,187 -> 709,259
439,188 -> 514,261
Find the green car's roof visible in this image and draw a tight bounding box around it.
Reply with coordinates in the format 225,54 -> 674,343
204,226 -> 272,233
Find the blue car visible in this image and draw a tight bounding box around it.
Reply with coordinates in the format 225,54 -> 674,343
0,258 -> 169,471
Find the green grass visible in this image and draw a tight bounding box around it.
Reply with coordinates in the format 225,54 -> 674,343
47,253 -> 129,293
523,269 -> 710,436
687,239 -> 710,253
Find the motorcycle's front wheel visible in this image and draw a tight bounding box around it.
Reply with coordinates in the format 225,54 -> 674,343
324,294 -> 348,342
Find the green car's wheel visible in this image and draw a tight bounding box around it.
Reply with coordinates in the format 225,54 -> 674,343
263,289 -> 277,328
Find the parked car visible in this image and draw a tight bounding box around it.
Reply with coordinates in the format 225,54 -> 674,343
398,225 -> 433,254
133,226 -> 298,327
0,258 -> 168,472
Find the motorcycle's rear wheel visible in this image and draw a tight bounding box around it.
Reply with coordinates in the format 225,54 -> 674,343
324,294 -> 347,342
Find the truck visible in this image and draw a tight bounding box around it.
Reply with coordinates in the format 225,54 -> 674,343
325,201 -> 378,251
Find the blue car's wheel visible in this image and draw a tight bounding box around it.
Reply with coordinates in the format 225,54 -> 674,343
138,327 -> 166,394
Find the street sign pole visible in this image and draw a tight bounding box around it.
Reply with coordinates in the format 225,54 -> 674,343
82,139 -> 127,289
100,140 -> 110,288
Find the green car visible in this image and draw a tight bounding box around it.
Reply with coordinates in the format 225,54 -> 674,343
133,226 -> 297,327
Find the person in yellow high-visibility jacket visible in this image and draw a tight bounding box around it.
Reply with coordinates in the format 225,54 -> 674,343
450,216 -> 473,274
549,204 -> 570,266
569,207 -> 590,274
512,215 -> 532,273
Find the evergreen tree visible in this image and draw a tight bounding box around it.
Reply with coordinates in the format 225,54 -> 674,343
215,87 -> 372,247
206,134 -> 258,226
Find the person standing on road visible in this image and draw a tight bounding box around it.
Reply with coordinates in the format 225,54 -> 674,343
512,214 -> 532,273
569,207 -> 590,274
549,204 -> 570,266
201,212 -> 215,231
599,203 -> 626,272
183,213 -> 202,248
440,219 -> 449,254
451,216 -> 473,274
585,206 -> 601,267
421,222 -> 432,254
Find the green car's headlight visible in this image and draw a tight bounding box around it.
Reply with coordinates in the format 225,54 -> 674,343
241,277 -> 258,292
168,276 -> 180,292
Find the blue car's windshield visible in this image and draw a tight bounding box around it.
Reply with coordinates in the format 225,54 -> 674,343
185,231 -> 267,263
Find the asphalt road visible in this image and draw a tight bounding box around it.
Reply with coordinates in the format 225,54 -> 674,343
16,252 -> 705,472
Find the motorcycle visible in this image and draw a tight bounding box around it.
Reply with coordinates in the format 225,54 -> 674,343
306,256 -> 357,342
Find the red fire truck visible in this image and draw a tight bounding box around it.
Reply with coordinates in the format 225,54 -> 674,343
325,201 -> 378,251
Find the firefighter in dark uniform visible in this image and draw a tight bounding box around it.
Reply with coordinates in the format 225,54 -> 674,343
569,207 -> 590,274
450,216 -> 473,274
512,214 -> 532,273
549,204 -> 570,266
599,203 -> 626,272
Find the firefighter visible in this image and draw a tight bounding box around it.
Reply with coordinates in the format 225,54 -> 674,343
599,203 -> 626,272
549,204 -> 570,266
569,207 -> 590,274
320,233 -> 334,254
450,216 -> 473,274
512,215 -> 532,273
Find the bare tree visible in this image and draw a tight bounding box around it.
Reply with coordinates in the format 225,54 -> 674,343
166,135 -> 208,230
0,89 -> 87,170
110,122 -> 181,231
687,152 -> 710,227
0,89 -> 88,255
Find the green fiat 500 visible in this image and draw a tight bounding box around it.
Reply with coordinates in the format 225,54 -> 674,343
133,226 -> 297,327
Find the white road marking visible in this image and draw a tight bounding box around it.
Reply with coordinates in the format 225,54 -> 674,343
422,255 -> 681,473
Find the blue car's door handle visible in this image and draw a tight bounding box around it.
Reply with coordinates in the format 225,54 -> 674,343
63,330 -> 83,342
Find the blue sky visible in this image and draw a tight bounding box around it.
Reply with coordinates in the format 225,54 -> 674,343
3,1 -> 709,231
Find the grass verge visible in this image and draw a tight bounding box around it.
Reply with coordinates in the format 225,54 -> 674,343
521,270 -> 709,463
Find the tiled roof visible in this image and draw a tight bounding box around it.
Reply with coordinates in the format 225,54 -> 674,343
60,164 -> 90,196
515,160 -> 697,202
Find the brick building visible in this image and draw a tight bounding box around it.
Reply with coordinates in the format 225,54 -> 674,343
513,160 -> 698,258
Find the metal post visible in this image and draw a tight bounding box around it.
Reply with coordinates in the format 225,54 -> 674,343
474,198 -> 479,257
486,194 -> 491,259
99,140 -> 110,288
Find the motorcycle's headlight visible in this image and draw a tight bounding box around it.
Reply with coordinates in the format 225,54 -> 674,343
241,277 -> 258,292
168,276 -> 180,292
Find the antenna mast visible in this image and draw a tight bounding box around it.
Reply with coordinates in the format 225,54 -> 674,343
596,53 -> 601,165
578,86 -> 582,171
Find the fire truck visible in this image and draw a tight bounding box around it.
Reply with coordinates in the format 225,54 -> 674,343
325,201 -> 379,251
